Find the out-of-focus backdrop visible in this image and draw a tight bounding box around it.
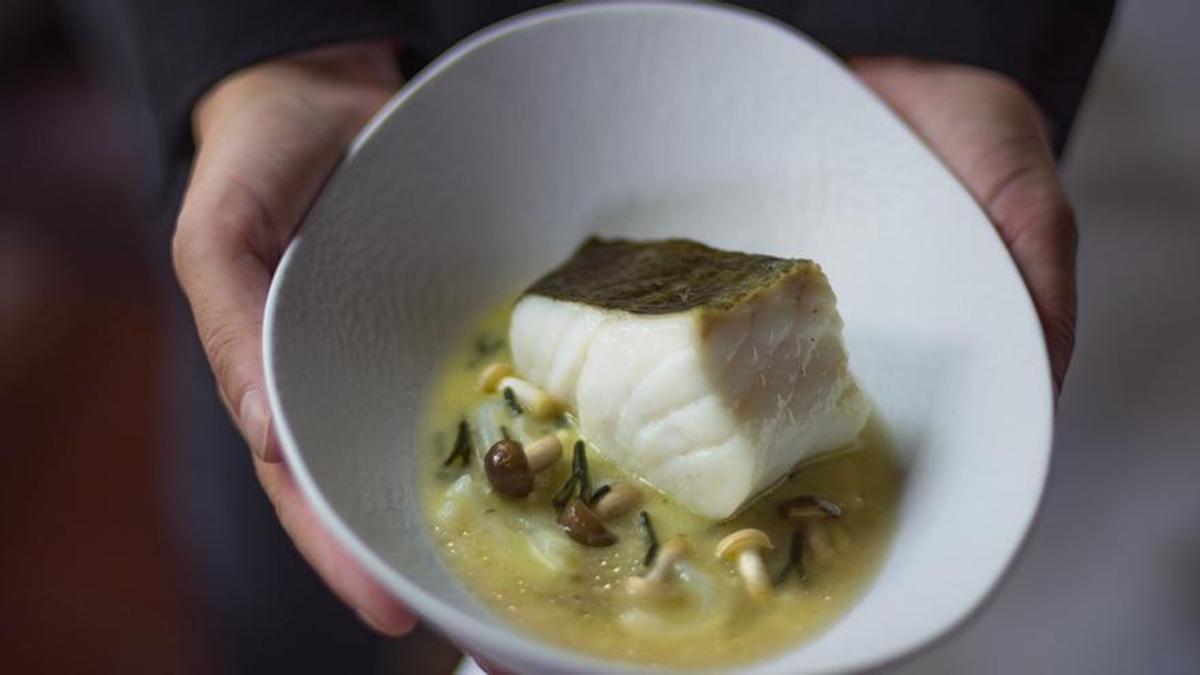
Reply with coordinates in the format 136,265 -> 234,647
1,0 -> 1196,673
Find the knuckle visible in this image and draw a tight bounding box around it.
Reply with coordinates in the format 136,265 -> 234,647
170,221 -> 198,284
214,178 -> 275,244
172,177 -> 278,282
1045,310 -> 1077,386
1054,199 -> 1080,253
1043,307 -> 1078,370
200,314 -> 253,405
1023,194 -> 1074,242
1047,311 -> 1077,352
996,175 -> 1078,256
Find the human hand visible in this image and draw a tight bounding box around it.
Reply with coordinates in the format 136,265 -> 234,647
172,42 -> 414,635
851,57 -> 1078,392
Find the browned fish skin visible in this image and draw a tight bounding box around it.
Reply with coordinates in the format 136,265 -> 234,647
525,237 -> 817,315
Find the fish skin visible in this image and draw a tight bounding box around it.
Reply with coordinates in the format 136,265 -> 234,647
510,264 -> 868,519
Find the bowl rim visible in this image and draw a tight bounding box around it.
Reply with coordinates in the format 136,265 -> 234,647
263,2 -> 1056,673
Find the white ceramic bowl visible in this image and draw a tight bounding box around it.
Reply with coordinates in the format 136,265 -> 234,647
264,3 -> 1054,673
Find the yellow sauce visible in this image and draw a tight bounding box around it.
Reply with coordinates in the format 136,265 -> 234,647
420,303 -> 902,668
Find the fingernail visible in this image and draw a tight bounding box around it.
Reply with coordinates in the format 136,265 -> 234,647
356,609 -> 416,638
239,389 -> 271,461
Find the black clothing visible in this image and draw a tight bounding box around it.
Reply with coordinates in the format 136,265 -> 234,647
121,0 -> 1113,172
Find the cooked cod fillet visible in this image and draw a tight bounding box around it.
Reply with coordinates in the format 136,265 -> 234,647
510,238 -> 868,519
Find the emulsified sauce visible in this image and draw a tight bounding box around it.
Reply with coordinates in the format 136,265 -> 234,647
420,304 -> 902,668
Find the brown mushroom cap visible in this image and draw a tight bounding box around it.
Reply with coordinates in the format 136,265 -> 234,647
557,498 -> 617,547
777,495 -> 843,520
484,439 -> 533,498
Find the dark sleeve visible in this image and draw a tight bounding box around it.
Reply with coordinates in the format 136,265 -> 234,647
121,0 -> 1114,164
743,0 -> 1116,155
117,0 -> 409,163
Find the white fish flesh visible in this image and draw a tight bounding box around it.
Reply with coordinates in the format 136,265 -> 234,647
509,238 -> 868,519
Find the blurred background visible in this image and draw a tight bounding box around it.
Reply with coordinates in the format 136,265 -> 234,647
1,0 -> 1196,673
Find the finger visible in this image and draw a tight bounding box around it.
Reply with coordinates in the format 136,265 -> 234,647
173,186 -> 274,459
173,91 -> 360,461
255,456 -> 418,636
985,165 -> 1078,390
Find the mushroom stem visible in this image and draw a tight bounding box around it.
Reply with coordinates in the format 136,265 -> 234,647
626,536 -> 689,596
806,521 -> 835,561
715,528 -> 774,600
736,550 -> 772,599
478,362 -> 513,393
498,376 -> 558,417
592,483 -> 641,520
645,536 -> 688,583
524,435 -> 562,472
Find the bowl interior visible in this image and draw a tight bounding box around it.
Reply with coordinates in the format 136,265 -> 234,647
265,4 -> 1053,673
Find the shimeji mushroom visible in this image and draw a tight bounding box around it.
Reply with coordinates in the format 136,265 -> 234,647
778,495 -> 844,561
626,536 -> 689,598
557,482 -> 642,547
777,495 -> 842,520
478,361 -> 558,418
716,528 -> 774,599
483,434 -> 563,498
477,362 -> 513,392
